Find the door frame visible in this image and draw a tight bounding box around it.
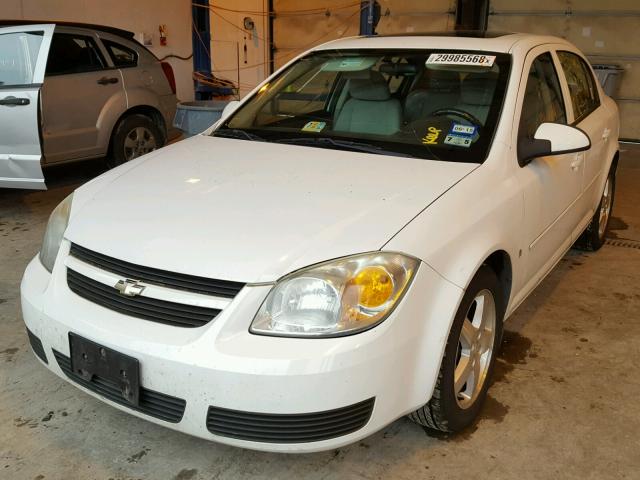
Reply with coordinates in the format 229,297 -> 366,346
0,23 -> 54,190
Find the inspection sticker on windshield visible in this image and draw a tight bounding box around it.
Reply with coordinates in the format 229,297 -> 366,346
302,121 -> 326,133
426,53 -> 495,67
451,123 -> 476,136
444,134 -> 473,148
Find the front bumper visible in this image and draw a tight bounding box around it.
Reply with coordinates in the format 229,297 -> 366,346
21,247 -> 462,453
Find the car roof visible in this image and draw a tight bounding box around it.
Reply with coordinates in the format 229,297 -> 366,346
312,31 -> 571,54
0,20 -> 134,40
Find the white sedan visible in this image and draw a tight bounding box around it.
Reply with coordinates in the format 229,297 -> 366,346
21,32 -> 619,452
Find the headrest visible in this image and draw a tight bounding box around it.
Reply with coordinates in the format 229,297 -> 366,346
460,73 -> 497,106
413,69 -> 460,92
349,72 -> 391,101
379,63 -> 418,76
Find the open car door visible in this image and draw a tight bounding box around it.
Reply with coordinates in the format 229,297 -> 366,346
0,24 -> 54,190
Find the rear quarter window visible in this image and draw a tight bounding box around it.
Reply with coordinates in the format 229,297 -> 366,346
103,39 -> 138,68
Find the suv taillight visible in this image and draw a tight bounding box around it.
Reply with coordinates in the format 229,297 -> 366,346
161,62 -> 176,95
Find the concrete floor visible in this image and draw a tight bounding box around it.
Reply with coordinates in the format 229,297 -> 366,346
1,149 -> 639,480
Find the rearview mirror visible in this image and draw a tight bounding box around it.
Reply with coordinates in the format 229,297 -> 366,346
518,122 -> 591,167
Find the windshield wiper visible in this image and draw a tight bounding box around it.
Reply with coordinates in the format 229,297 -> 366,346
275,137 -> 415,158
212,128 -> 265,142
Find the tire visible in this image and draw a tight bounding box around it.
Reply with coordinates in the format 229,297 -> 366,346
574,166 -> 616,251
107,114 -> 164,168
408,265 -> 504,433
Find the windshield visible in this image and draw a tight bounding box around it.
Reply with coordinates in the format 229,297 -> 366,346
213,49 -> 511,163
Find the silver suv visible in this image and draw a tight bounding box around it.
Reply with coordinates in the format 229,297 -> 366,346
0,21 -> 179,189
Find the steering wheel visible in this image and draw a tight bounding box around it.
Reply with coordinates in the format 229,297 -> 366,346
430,108 -> 483,128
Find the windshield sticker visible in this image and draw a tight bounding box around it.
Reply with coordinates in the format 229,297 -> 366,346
302,121 -> 326,133
444,134 -> 473,148
450,123 -> 476,136
422,126 -> 442,145
426,53 -> 495,67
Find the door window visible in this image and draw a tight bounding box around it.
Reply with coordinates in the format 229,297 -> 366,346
0,31 -> 44,86
45,33 -> 105,76
557,51 -> 600,122
102,40 -> 138,68
519,52 -> 567,139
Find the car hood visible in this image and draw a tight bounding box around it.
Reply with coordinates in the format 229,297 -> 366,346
66,135 -> 477,283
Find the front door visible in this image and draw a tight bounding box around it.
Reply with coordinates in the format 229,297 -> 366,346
515,48 -> 585,283
0,24 -> 54,190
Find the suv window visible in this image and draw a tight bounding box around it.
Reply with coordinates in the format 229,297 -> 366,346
0,31 -> 44,86
102,40 -> 138,68
46,33 -> 105,75
519,52 -> 567,139
557,51 -> 600,122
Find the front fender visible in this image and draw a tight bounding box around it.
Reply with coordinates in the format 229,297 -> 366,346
384,144 -> 523,313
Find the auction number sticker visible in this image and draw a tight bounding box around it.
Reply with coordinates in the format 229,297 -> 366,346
426,53 -> 495,67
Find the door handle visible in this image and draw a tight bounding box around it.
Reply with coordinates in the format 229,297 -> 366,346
0,96 -> 30,106
97,76 -> 119,85
570,154 -> 583,171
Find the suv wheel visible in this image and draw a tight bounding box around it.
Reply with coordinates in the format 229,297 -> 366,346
108,114 -> 164,168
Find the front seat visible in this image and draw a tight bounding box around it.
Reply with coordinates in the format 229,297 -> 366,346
333,73 -> 401,136
404,70 -> 461,123
454,72 -> 498,125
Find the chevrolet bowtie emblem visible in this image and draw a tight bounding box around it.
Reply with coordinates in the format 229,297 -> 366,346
114,279 -> 146,297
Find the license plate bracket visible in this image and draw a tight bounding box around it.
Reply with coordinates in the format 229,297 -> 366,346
69,333 -> 140,406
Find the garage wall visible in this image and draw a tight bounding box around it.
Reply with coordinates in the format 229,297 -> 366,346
271,0 -> 361,70
376,0 -> 456,34
272,0 -> 456,69
488,0 -> 640,139
208,0 -> 269,98
5,0 -> 195,101
209,0 -> 456,95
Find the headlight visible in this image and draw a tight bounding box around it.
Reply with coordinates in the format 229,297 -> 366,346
39,193 -> 73,273
251,252 -> 419,337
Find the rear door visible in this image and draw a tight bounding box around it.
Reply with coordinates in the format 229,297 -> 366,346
0,24 -> 53,189
555,49 -> 608,232
41,28 -> 126,163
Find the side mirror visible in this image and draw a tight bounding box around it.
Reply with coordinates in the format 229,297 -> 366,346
518,122 -> 591,167
221,100 -> 240,119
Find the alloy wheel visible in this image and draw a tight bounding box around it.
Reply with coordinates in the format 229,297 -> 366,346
454,289 -> 497,409
123,126 -> 157,160
598,177 -> 613,239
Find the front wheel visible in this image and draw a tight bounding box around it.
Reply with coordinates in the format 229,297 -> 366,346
408,266 -> 503,433
107,114 -> 164,168
575,167 -> 616,251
